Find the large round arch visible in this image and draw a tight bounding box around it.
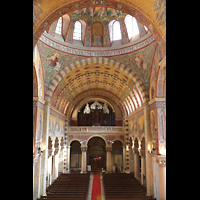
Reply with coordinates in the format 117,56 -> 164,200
87,136 -> 106,172
45,57 -> 148,104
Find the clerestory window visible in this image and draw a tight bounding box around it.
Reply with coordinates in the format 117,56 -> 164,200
55,17 -> 62,35
73,21 -> 81,40
124,14 -> 139,40
108,20 -> 122,42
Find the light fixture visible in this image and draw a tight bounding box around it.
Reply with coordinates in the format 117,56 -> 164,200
148,145 -> 152,154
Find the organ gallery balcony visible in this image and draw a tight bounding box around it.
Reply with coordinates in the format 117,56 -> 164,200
68,126 -> 124,134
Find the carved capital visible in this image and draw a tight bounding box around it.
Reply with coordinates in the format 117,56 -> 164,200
156,155 -> 166,166
81,147 -> 87,152
106,147 -> 112,152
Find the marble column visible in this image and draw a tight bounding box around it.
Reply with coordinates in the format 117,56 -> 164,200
133,148 -> 140,179
81,147 -> 87,173
106,147 -> 112,173
66,146 -> 71,173
156,155 -> 166,200
40,102 -> 50,196
33,154 -> 41,199
123,145 -> 126,172
129,147 -> 134,173
144,102 -> 154,196
52,147 -> 59,180
140,150 -> 146,185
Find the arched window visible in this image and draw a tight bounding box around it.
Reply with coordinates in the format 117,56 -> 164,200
55,17 -> 62,35
109,20 -> 122,42
124,14 -> 139,40
73,21 -> 81,40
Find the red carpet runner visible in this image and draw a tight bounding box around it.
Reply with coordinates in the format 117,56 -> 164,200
91,172 -> 102,200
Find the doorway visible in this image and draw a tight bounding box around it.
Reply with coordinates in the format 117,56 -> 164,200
112,140 -> 123,172
70,140 -> 82,173
87,137 -> 106,172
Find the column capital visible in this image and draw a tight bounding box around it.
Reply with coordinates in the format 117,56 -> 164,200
81,147 -> 87,152
156,155 -> 166,166
106,147 -> 112,152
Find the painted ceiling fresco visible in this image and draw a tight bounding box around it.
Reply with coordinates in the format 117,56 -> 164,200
69,7 -> 126,25
34,0 -> 164,117
37,39 -> 157,93
33,0 -> 166,56
51,63 -> 135,107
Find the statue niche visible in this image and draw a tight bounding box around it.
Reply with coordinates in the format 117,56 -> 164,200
77,100 -> 115,126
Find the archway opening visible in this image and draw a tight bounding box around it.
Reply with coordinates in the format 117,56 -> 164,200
77,100 -> 115,126
87,137 -> 106,172
70,140 -> 81,173
112,140 -> 123,172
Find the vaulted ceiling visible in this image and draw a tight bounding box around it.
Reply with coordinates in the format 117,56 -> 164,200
33,0 -> 166,120
33,0 -> 166,56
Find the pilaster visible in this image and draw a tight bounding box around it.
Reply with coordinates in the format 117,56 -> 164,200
140,149 -> 146,185
144,102 -> 154,196
106,146 -> 112,173
133,148 -> 140,179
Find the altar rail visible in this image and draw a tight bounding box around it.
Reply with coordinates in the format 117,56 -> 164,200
68,126 -> 124,133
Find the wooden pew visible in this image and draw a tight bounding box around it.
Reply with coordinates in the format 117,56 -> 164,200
103,173 -> 155,200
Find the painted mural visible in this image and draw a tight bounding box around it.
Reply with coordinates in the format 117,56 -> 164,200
114,41 -> 157,91
150,108 -> 158,153
35,107 -> 44,150
49,113 -> 65,140
33,45 -> 45,99
37,40 -> 86,89
128,111 -> 145,141
149,45 -> 161,99
92,22 -> 103,47
69,7 -> 125,26
69,7 -> 126,47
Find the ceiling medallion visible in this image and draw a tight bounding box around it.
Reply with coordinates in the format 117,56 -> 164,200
91,0 -> 104,6
74,2 -> 80,9
117,3 -> 123,10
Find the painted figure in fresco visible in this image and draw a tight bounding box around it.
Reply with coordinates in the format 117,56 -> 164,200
82,8 -> 89,16
98,7 -> 107,18
92,32 -> 103,46
111,9 -> 118,17
153,0 -> 166,27
37,114 -> 42,147
89,7 -> 95,18
133,54 -> 147,70
151,112 -> 156,138
47,53 -> 59,67
74,9 -> 82,16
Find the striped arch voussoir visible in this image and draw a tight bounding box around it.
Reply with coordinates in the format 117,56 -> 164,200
45,57 -> 148,103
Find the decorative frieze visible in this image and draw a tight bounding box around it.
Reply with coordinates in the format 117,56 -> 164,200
39,33 -> 155,57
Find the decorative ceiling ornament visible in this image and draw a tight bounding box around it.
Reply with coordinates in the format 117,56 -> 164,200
83,103 -> 90,114
91,0 -> 104,6
90,100 -> 102,109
